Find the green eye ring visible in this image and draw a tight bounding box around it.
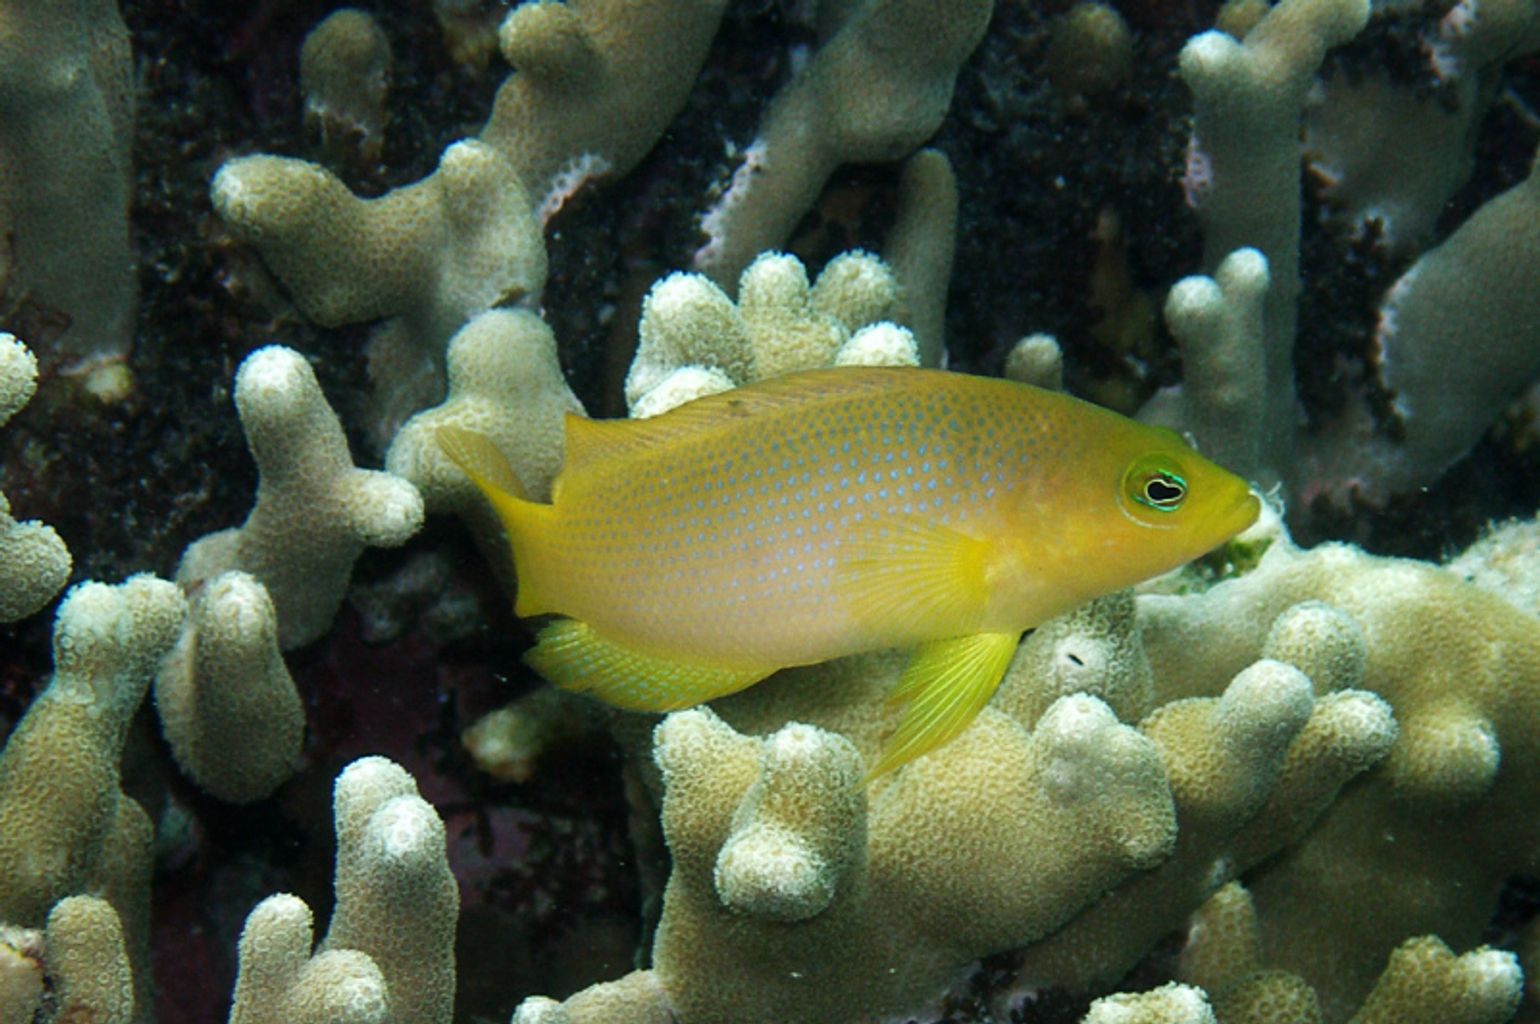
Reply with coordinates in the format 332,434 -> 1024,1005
1124,457 -> 1188,513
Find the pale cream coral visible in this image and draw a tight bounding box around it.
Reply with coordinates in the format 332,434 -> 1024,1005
628,694 -> 1180,1024
515,503 -> 1422,1023
523,678 -> 1183,1023
319,757 -> 458,1024
692,0 -> 992,285
831,322 -> 920,367
0,334 -> 37,423
1446,514 -> 1540,618
385,308 -> 582,597
1083,983 -> 1216,1024
1179,881 -> 1522,1024
1163,0 -> 1540,508
460,686 -> 602,785
0,896 -> 139,1024
510,973 -> 672,1024
41,896 -> 134,1024
0,492 -> 71,623
1142,247 -> 1270,482
213,141 -> 543,342
1130,508 -> 1540,1019
0,928 -> 41,1024
229,756 -> 456,1024
212,0 -> 728,427
1177,0 -> 1368,481
487,0 -> 730,214
1178,882 -> 1325,1024
1303,0 -> 1540,252
386,308 -> 582,513
153,571 -> 303,803
705,251 -> 844,379
629,366 -> 737,421
710,722 -> 864,922
1260,600 -> 1367,695
1011,657 -> 1394,997
300,8 -> 391,165
1350,937 -> 1520,1024
881,149 -> 958,367
626,251 -> 912,416
0,576 -> 184,1022
627,271 -> 750,409
229,895 -> 389,1024
1365,148 -> 1540,497
0,335 -> 70,623
176,346 -> 423,649
1005,333 -> 1066,390
996,591 -> 1154,728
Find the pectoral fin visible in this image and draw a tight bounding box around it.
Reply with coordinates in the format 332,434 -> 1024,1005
870,631 -> 1021,779
836,516 -> 992,641
527,618 -> 776,712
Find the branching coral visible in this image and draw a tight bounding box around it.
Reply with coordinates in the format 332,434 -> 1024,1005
1146,0 -> 1367,492
1359,152 -> 1540,496
0,895 -> 136,1024
625,250 -> 914,416
0,334 -> 69,622
176,345 -> 423,649
228,756 -> 457,1024
0,575 -> 185,1021
153,570 -> 303,803
1150,0 -> 1540,506
212,0 -> 731,436
1178,881 -> 1524,1024
387,308 -> 582,513
299,8 -> 391,167
1127,509 -> 1540,1019
214,140 -> 542,342
692,0 -> 993,286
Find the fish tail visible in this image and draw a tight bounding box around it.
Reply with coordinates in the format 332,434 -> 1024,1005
435,425 -> 560,616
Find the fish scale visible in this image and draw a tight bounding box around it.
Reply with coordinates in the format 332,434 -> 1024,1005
553,387 -> 1021,663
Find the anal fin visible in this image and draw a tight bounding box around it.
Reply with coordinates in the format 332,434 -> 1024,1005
870,631 -> 1021,779
527,618 -> 776,712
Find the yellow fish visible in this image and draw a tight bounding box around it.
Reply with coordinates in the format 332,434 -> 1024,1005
441,367 -> 1259,777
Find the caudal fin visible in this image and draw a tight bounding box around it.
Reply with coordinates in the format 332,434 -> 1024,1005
436,425 -> 558,616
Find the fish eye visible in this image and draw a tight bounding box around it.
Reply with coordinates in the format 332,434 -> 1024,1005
1140,472 -> 1186,509
1123,456 -> 1188,514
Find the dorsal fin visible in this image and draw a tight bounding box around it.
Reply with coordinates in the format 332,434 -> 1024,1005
436,424 -> 527,500
560,366 -> 922,483
562,413 -> 664,477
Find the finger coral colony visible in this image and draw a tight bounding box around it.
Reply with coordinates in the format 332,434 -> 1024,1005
2,1 -> 1539,1023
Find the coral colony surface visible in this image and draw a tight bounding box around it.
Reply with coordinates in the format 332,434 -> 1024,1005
3,1 -> 1540,1023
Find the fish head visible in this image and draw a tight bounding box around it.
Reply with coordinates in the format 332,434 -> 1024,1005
987,405 -> 1261,631
1093,422 -> 1261,577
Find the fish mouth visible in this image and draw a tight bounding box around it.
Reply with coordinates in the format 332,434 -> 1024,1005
1214,486 -> 1263,541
